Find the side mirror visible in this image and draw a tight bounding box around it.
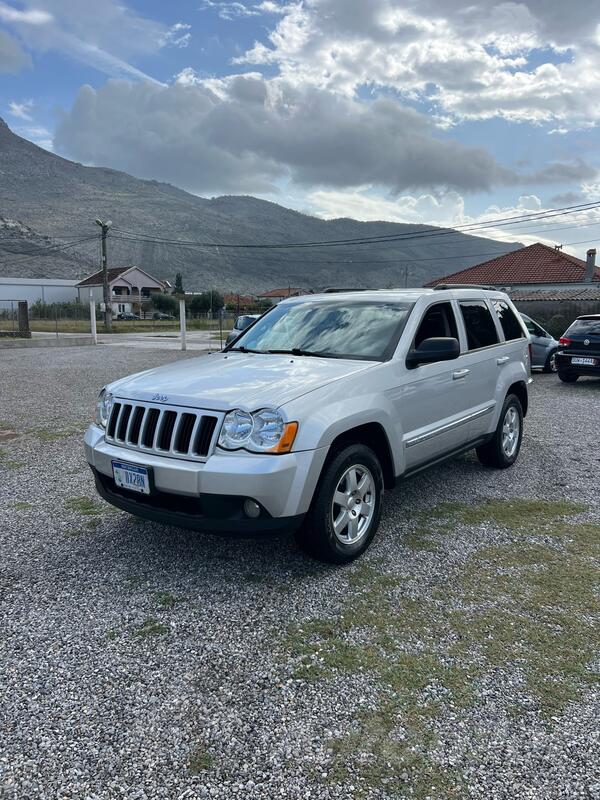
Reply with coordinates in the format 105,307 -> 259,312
406,337 -> 460,368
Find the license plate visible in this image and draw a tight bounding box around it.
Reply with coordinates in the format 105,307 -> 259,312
112,461 -> 151,494
571,357 -> 597,366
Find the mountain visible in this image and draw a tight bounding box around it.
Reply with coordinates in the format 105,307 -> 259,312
0,118 -> 520,291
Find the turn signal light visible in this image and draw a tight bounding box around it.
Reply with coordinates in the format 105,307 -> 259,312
559,337 -> 572,346
269,421 -> 298,454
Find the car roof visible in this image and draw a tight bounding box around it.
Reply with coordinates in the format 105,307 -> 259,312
278,288 -> 509,304
576,314 -> 600,320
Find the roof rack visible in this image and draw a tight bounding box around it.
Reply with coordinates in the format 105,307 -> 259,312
433,283 -> 498,291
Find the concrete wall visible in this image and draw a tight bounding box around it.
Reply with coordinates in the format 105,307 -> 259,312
513,298 -> 600,337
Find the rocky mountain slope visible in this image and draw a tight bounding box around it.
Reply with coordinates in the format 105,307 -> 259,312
0,118 -> 519,291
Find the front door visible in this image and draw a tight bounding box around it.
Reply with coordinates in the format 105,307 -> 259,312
397,300 -> 473,470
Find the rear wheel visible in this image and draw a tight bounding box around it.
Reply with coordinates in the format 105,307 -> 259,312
558,371 -> 578,383
542,349 -> 558,373
476,394 -> 523,469
295,444 -> 383,563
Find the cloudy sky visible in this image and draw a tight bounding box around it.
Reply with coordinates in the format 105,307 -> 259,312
1,0 -> 600,251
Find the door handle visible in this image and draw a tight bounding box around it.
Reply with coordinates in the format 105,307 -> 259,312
452,368 -> 470,379
496,356 -> 509,365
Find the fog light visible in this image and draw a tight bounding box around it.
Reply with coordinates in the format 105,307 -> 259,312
243,499 -> 261,519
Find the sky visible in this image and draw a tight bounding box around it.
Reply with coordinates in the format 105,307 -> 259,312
1,0 -> 600,254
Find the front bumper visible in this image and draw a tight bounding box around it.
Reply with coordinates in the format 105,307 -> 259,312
84,424 -> 328,530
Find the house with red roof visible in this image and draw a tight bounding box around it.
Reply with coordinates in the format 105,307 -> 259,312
256,287 -> 310,305
425,242 -> 599,291
76,266 -> 169,315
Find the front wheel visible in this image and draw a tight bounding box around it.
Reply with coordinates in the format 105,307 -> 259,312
476,394 -> 523,469
295,444 -> 384,563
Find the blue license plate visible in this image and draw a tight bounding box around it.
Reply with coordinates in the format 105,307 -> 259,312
112,461 -> 151,495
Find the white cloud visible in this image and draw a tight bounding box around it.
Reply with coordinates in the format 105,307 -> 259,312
0,2 -> 52,25
200,1 -> 261,21
162,22 -> 191,48
8,99 -> 33,119
0,29 -> 31,72
0,0 -> 166,82
236,0 -> 600,127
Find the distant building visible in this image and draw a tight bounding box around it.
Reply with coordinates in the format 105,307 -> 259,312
256,287 -> 309,305
76,266 -> 169,315
0,277 -> 80,305
425,242 -> 599,290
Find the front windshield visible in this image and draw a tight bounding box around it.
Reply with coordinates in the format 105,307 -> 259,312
230,299 -> 414,360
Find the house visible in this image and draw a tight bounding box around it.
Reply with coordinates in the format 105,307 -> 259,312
256,287 -> 309,305
76,266 -> 169,315
425,242 -> 599,290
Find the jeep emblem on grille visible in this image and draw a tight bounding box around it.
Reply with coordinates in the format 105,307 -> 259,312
584,339 -> 590,346
152,393 -> 169,402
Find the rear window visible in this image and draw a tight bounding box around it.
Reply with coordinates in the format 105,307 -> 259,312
459,301 -> 500,350
566,318 -> 600,336
492,300 -> 526,341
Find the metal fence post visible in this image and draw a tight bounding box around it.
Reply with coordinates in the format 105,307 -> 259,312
179,297 -> 187,351
89,290 -> 97,344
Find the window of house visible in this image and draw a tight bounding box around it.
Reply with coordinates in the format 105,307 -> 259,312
414,302 -> 459,348
459,301 -> 500,350
492,300 -> 526,341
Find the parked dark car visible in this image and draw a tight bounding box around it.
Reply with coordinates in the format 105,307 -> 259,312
152,312 -> 175,320
556,314 -> 600,382
225,314 -> 260,347
116,312 -> 140,321
520,313 -> 558,372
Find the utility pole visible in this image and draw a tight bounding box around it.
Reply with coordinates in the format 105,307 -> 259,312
95,218 -> 112,332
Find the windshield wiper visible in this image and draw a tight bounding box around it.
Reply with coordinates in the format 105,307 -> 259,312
267,348 -> 337,358
228,345 -> 267,354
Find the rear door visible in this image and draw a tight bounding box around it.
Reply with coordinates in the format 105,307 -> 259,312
454,299 -> 503,441
521,314 -> 551,368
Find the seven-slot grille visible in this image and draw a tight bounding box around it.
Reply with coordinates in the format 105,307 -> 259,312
106,401 -> 220,460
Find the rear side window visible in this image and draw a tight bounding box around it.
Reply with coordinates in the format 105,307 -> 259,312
492,300 -> 526,341
567,318 -> 600,336
459,301 -> 499,350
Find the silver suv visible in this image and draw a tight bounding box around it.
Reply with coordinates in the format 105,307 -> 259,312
85,288 -> 531,563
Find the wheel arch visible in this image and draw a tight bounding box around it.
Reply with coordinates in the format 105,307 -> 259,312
322,422 -> 396,490
507,380 -> 528,417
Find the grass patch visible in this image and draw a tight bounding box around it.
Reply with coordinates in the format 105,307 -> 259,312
0,448 -> 23,469
28,427 -> 80,442
188,745 -> 213,774
153,590 -> 181,608
283,499 -> 598,795
133,617 -> 169,638
9,501 -> 32,510
65,496 -> 104,516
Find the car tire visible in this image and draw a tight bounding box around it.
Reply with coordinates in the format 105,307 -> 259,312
295,444 -> 384,563
558,371 -> 578,383
542,349 -> 558,373
476,393 -> 523,469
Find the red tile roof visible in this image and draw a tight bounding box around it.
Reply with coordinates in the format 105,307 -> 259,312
76,267 -> 131,287
425,242 -> 600,287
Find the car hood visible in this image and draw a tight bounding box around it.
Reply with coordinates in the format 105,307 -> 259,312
108,352 -> 375,411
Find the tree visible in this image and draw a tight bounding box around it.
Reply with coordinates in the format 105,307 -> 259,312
173,272 -> 185,295
188,291 -> 225,315
151,293 -> 179,314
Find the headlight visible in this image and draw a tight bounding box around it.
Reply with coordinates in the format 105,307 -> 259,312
96,388 -> 114,428
218,408 -> 298,453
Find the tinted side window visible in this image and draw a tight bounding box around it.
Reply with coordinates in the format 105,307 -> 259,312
459,301 -> 499,350
492,300 -> 526,341
414,302 -> 459,347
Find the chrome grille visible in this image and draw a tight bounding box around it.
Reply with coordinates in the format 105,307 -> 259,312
106,401 -> 221,460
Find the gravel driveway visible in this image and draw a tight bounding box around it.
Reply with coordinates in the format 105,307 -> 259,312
0,346 -> 598,800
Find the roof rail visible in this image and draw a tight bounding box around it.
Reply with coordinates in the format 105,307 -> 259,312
322,287 -> 366,293
433,283 -> 498,291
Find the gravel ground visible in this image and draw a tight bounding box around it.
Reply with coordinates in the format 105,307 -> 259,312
0,346 -> 598,800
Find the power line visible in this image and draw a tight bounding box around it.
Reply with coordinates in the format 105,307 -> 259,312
0,235 -> 100,265
108,200 -> 600,250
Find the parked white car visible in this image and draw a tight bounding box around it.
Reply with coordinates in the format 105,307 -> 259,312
85,288 -> 531,562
